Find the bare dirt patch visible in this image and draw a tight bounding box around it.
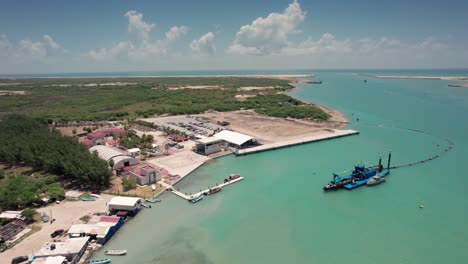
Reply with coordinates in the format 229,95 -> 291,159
0,90 -> 27,96
200,110 -> 349,144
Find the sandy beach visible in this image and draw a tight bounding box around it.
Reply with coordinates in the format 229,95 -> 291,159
0,195 -> 113,263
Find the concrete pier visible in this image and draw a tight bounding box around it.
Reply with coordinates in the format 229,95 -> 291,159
158,176 -> 244,201
235,129 -> 359,156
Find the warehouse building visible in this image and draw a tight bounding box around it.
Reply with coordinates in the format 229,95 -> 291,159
126,164 -> 160,185
33,236 -> 89,264
195,137 -> 223,155
108,196 -> 142,216
67,216 -> 123,244
213,130 -> 257,149
89,145 -> 139,170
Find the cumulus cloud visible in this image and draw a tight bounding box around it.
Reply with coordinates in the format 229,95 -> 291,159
228,0 -> 305,55
0,34 -> 64,63
284,33 -> 352,55
86,13 -> 188,62
165,26 -> 189,42
125,10 -> 155,42
190,32 -> 215,54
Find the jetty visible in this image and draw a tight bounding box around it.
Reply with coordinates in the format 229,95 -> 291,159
235,129 -> 359,156
158,177 -> 244,201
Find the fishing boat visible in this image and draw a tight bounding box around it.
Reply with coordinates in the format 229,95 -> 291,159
366,175 -> 385,186
141,203 -> 151,208
189,194 -> 204,203
81,196 -> 96,201
105,250 -> 127,256
224,173 -> 241,183
41,212 -> 49,223
204,186 -> 222,195
87,258 -> 111,264
145,198 -> 157,203
323,153 -> 391,191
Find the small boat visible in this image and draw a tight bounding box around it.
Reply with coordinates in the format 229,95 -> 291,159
81,196 -> 96,201
366,175 -> 385,186
141,203 -> 152,208
145,198 -> 157,203
204,186 -> 222,195
105,250 -> 127,256
224,173 -> 241,183
189,195 -> 204,203
87,258 -> 111,264
41,212 -> 49,223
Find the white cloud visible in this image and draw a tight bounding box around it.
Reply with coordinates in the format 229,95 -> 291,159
124,10 -> 155,42
87,41 -> 135,61
228,0 -> 305,55
284,33 -> 352,55
0,34 -> 64,63
190,32 -> 215,54
165,26 -> 189,42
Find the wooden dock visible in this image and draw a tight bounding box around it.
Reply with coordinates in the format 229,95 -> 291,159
158,177 -> 244,201
235,129 -> 359,156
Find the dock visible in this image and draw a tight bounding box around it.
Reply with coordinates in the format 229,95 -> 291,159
158,176 -> 244,200
235,129 -> 359,156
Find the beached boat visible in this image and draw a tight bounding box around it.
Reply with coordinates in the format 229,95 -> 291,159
105,250 -> 127,256
189,195 -> 204,203
323,153 -> 391,191
204,186 -> 222,195
141,203 -> 151,208
367,175 -> 385,186
41,212 -> 49,223
87,258 -> 111,264
81,196 -> 96,201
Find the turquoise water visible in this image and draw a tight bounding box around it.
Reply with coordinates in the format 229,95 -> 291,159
93,71 -> 468,264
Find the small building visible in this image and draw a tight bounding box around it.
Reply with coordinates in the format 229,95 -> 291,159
0,211 -> 24,220
0,219 -> 26,242
31,256 -> 67,264
213,130 -> 257,149
195,137 -> 223,155
127,165 -> 159,185
108,197 -> 141,216
89,145 -> 139,170
127,148 -> 141,158
33,236 -> 89,264
67,216 -> 123,244
87,128 -> 127,141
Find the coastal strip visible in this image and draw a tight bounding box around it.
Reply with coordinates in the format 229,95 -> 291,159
235,129 -> 359,156
358,73 -> 468,81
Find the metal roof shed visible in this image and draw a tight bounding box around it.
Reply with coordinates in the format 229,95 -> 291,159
214,130 -> 256,148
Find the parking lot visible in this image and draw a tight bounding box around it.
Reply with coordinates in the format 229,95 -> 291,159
142,115 -> 226,137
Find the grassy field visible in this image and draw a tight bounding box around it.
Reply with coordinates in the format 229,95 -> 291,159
0,77 -> 329,121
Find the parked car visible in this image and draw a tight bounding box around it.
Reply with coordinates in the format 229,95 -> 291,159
50,229 -> 64,238
90,189 -> 101,195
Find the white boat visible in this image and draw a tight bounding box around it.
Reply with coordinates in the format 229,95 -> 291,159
105,249 -> 127,256
151,184 -> 156,191
367,175 -> 385,186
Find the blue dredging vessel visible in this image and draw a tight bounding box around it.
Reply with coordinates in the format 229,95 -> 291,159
323,153 -> 391,191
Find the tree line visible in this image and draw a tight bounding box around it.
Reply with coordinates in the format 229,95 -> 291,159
0,115 -> 112,187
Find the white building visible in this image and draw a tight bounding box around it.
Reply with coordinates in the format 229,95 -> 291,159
33,237 -> 89,264
89,145 -> 139,170
195,137 -> 223,155
127,165 -> 159,185
31,256 -> 67,264
214,130 -> 257,149
108,196 -> 141,216
127,148 -> 141,158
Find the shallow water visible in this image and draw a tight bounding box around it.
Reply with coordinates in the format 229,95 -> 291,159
94,70 -> 468,264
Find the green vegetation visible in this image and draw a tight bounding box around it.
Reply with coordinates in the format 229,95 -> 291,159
119,131 -> 154,149
0,174 -> 64,209
0,115 -> 112,188
122,178 -> 137,192
0,77 -> 329,121
21,209 -> 37,219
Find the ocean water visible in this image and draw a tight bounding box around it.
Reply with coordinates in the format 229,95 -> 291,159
90,70 -> 468,264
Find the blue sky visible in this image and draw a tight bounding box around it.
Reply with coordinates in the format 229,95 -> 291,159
1,0 -> 467,73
